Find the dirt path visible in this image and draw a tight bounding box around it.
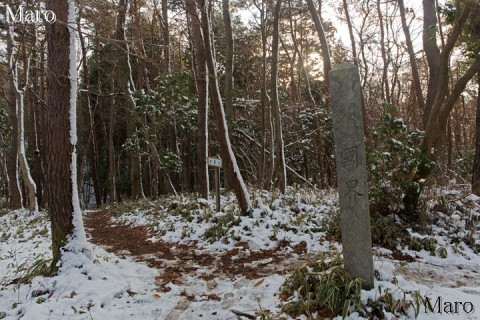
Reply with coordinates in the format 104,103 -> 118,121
84,210 -> 310,291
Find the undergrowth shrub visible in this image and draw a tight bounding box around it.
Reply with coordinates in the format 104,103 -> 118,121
203,211 -> 240,242
281,252 -> 361,318
366,105 -> 435,219
427,194 -> 480,253
370,213 -> 409,249
3,254 -> 52,286
322,212 -> 438,253
281,252 -> 424,319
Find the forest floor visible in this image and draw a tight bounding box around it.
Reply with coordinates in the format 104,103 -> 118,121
1,187 -> 480,319
84,210 -> 311,284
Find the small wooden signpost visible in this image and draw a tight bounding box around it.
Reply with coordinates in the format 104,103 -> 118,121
208,157 -> 222,212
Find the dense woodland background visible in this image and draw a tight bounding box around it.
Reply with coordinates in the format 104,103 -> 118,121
1,0 -> 480,222
0,3 -> 480,316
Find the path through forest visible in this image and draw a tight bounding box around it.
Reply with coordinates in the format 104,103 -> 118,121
83,210 -> 480,319
84,210 -> 313,317
84,210 -> 480,289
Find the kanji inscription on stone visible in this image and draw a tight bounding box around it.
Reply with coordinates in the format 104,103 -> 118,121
329,63 -> 374,288
341,146 -> 358,170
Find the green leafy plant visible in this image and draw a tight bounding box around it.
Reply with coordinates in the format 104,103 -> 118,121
281,253 -> 425,319
281,252 -> 362,318
203,212 -> 239,242
16,256 -> 52,284
367,105 -> 435,219
370,213 -> 409,249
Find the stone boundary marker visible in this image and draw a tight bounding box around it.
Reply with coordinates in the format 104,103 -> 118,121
329,63 -> 374,288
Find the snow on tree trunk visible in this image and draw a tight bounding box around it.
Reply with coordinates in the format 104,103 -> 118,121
8,25 -> 38,212
17,83 -> 38,212
199,2 -> 252,214
6,25 -> 22,209
67,0 -> 89,252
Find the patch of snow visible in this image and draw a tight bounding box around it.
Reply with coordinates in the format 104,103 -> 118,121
465,194 -> 480,202
443,189 -> 461,196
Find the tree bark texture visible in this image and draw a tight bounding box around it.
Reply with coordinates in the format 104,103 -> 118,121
342,0 -> 357,64
162,0 -> 170,73
6,26 -> 22,209
422,0 -> 441,127
271,0 -> 286,193
473,72 -> 480,195
222,0 -> 234,190
306,0 -> 332,91
405,0 -> 479,217
8,24 -> 38,212
342,0 -> 368,134
78,14 -> 102,208
46,0 -> 75,268
470,2 -> 480,194
187,0 -> 209,199
398,0 -> 425,114
377,0 -> 390,103
223,0 -> 234,136
423,2 -> 476,155
114,0 -> 144,200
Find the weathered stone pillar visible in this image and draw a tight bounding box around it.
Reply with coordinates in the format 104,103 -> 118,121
329,63 -> 374,288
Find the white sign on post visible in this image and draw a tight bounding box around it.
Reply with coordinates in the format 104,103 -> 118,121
208,157 -> 222,212
208,157 -> 222,168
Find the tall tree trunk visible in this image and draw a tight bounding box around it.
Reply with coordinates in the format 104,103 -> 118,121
46,0 -> 89,271
342,0 -> 368,134
132,0 -> 149,89
423,3 -> 477,155
470,2 -> 480,194
432,57 -> 480,150
6,25 -> 22,209
223,0 -> 234,135
187,0 -> 209,199
287,2 -> 325,186
78,11 -> 102,208
253,0 -> 272,189
306,0 -> 332,91
30,35 -> 44,209
0,150 -> 8,199
199,0 -> 252,213
8,25 -> 37,212
108,81 -> 117,203
271,0 -> 286,193
422,0 -> 441,128
16,64 -> 38,212
39,39 -> 48,208
472,72 -> 480,195
115,0 -> 144,200
398,0 -> 425,114
447,117 -> 452,170
404,1 -> 478,217
162,0 -> 170,73
377,0 -> 390,103
223,0 -> 234,190
342,0 -> 357,64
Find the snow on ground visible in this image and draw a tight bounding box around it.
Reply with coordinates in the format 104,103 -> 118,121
0,210 -> 285,320
1,187 -> 480,319
114,188 -> 339,253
